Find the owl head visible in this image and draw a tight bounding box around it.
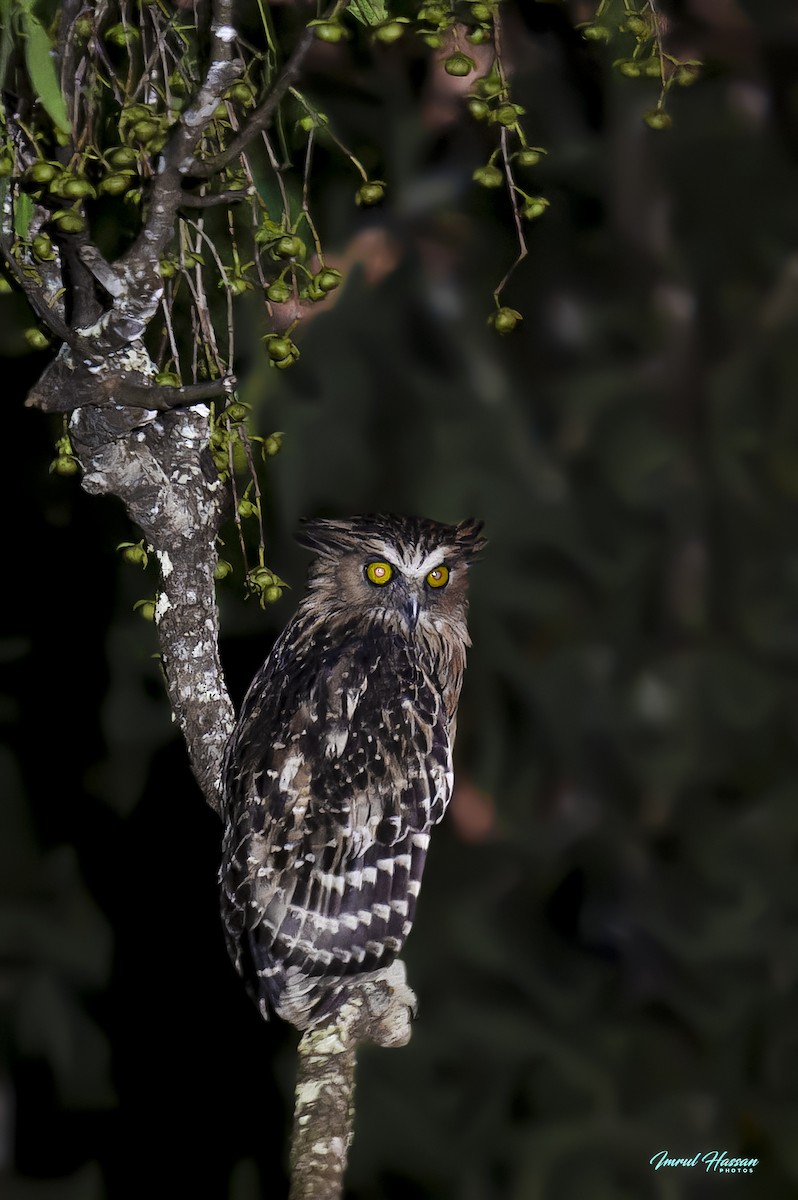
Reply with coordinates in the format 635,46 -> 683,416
296,514 -> 485,641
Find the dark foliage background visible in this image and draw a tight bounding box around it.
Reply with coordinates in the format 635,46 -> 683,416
4,1 -> 798,1196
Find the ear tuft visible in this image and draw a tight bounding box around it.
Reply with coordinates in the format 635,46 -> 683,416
455,518 -> 487,559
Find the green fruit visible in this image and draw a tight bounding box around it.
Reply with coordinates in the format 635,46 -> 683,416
266,279 -> 292,303
374,20 -> 405,44
159,258 -> 177,279
131,118 -> 161,143
108,146 -> 139,168
99,172 -> 134,196
356,181 -> 385,206
467,98 -> 490,120
312,21 -> 346,43
267,336 -> 294,362
238,498 -> 259,518
264,433 -> 283,456
25,327 -> 50,350
644,58 -> 662,77
32,233 -> 56,262
625,16 -> 649,36
226,82 -> 256,105
470,2 -> 492,20
74,15 -> 92,39
643,109 -> 672,130
421,33 -> 443,48
23,161 -> 60,187
618,61 -> 642,78
467,28 -> 491,44
444,52 -> 476,77
0,277 -> 13,294
135,600 -> 156,621
155,371 -> 181,386
473,163 -> 503,188
495,103 -> 522,127
0,154 -> 13,178
263,585 -> 282,603
249,568 -> 274,588
675,64 -> 700,86
122,544 -> 148,566
491,306 -> 522,334
60,176 -> 96,200
214,559 -> 233,581
475,75 -> 502,98
516,148 -> 542,167
224,401 -> 249,422
304,281 -> 326,303
317,268 -> 342,293
418,4 -> 447,23
51,455 -> 79,476
274,234 -> 305,259
53,210 -> 86,234
582,23 -> 610,42
523,196 -> 549,219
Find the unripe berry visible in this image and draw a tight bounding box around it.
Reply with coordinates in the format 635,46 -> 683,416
467,28 -> 491,44
582,24 -> 610,42
467,98 -> 490,120
470,2 -> 492,20
238,498 -> 259,518
312,21 -> 346,43
99,172 -> 134,195
316,268 -> 343,293
249,567 -> 274,588
356,181 -> 385,206
25,327 -> 50,350
23,161 -> 59,187
266,279 -> 292,303
225,401 -> 249,422
155,371 -> 181,386
274,234 -> 305,259
51,455 -> 79,476
522,196 -> 549,220
32,233 -> 56,262
643,109 -> 672,130
214,559 -> 233,581
53,210 -> 86,234
135,600 -> 156,621
490,306 -> 522,334
264,433 -> 283,456
473,163 -> 503,188
475,75 -> 502,98
264,585 -> 282,603
618,61 -> 642,78
444,52 -> 476,77
374,20 -> 405,44
267,336 -> 294,362
516,148 -> 543,167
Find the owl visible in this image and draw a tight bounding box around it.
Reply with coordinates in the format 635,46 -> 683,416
219,514 -> 485,1030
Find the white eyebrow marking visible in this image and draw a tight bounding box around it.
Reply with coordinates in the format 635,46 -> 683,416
367,541 -> 454,579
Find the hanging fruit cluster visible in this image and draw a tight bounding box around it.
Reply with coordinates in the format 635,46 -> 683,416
579,0 -> 701,129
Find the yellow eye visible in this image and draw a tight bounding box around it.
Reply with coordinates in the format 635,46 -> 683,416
426,565 -> 449,589
365,561 -> 393,586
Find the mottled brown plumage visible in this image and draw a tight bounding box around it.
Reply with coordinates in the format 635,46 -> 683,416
220,514 -> 485,1029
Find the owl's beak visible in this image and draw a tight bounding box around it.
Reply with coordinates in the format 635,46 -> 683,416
404,593 -> 420,631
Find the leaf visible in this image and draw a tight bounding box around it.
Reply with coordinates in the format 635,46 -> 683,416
20,6 -> 71,135
14,190 -> 32,238
347,0 -> 389,27
0,0 -> 14,90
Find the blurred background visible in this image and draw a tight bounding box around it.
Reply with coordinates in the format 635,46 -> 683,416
4,0 -> 798,1196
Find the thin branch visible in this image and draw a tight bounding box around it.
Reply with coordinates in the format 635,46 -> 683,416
190,4 -> 346,181
179,187 -> 253,209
